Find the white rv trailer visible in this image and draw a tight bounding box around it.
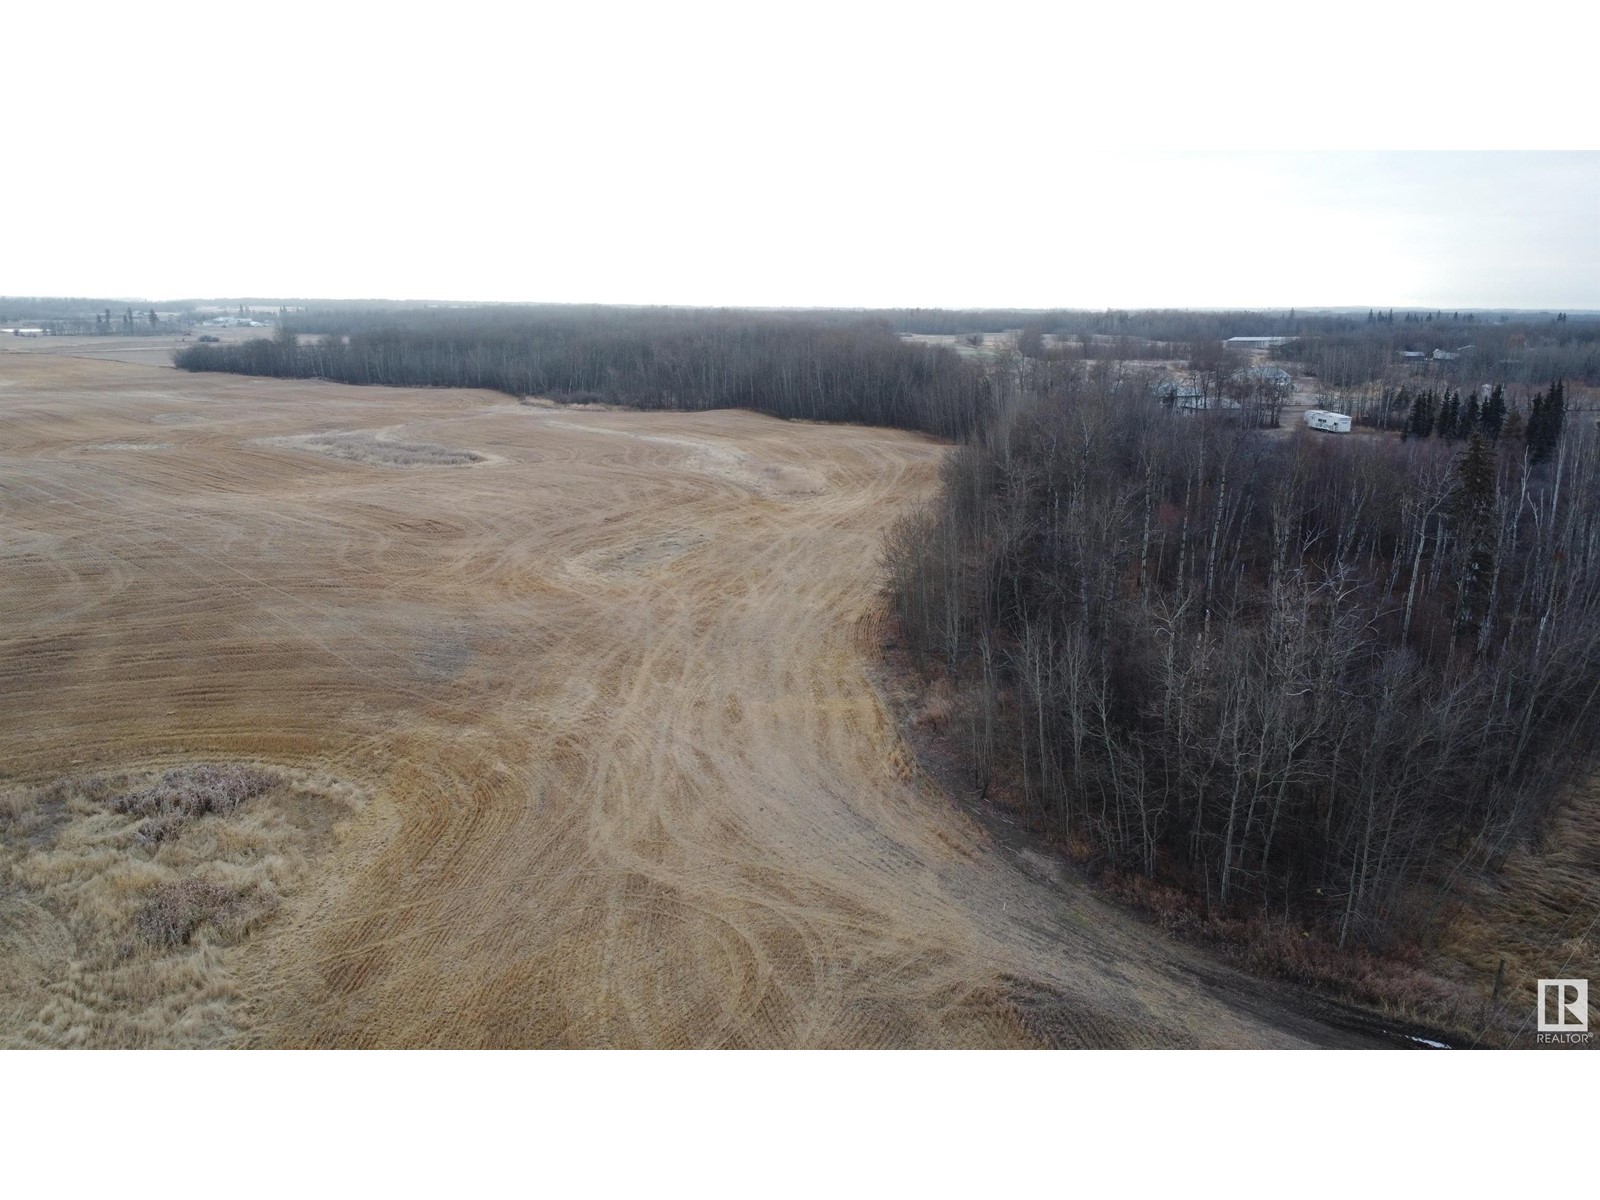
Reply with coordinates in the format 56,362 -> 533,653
1304,409 -> 1352,434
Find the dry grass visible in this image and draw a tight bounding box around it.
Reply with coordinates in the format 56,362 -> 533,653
134,877 -> 263,948
910,677 -> 956,732
267,430 -> 485,467
0,765 -> 360,1048
113,764 -> 276,844
1425,779 -> 1600,1046
1095,871 -> 1487,1038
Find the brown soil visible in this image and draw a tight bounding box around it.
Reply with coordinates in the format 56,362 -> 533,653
0,349 -> 1410,1047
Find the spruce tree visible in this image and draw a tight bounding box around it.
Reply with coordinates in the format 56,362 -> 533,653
1526,389 -> 1546,459
1408,389 -> 1437,439
1437,390 -> 1460,440
1526,381 -> 1566,464
1482,383 -> 1507,439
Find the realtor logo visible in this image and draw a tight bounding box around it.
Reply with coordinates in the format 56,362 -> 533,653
1537,980 -> 1588,1033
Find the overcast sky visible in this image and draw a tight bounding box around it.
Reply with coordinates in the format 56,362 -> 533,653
10,2 -> 1597,309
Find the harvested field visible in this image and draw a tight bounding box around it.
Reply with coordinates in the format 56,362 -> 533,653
0,350 -> 1405,1047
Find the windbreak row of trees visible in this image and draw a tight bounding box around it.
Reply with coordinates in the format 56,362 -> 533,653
3,303 -> 175,335
884,366 -> 1600,947
172,308 -> 995,439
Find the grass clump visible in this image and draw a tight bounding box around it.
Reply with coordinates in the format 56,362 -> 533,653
1,762 -> 363,1048
110,764 -> 276,842
279,431 -> 485,468
134,878 -> 247,948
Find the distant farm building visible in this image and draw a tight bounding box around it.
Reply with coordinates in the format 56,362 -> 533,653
3,327 -> 45,337
1431,348 -> 1460,361
1154,378 -> 1206,403
1225,336 -> 1290,351
1304,409 -> 1352,434
1177,394 -> 1242,413
1156,380 -> 1241,413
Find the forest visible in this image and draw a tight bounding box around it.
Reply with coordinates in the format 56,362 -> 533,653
171,306 -> 994,439
884,363 -> 1600,948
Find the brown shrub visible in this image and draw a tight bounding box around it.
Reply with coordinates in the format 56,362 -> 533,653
133,878 -> 243,948
1098,867 -> 1482,1036
111,764 -> 276,827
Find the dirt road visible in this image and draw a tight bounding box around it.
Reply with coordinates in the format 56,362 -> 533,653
0,349 -> 1391,1047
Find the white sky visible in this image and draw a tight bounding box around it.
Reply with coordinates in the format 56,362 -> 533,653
9,1 -> 1598,309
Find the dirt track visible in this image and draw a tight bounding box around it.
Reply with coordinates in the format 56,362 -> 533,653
0,349 -> 1392,1047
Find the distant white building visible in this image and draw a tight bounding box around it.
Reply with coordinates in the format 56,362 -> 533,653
1225,336 -> 1290,350
1178,394 -> 1242,413
1154,378 -> 1207,404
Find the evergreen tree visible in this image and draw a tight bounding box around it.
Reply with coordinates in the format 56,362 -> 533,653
1437,390 -> 1460,440
1407,388 -> 1437,439
1461,392 -> 1481,439
1526,389 -> 1545,456
1527,380 -> 1567,464
1482,383 -> 1507,439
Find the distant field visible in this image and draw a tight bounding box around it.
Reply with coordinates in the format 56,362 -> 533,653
0,327 -> 265,369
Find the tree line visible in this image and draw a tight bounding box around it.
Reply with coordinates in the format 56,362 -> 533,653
1280,320 -> 1599,388
884,363 -> 1600,948
172,307 -> 996,439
